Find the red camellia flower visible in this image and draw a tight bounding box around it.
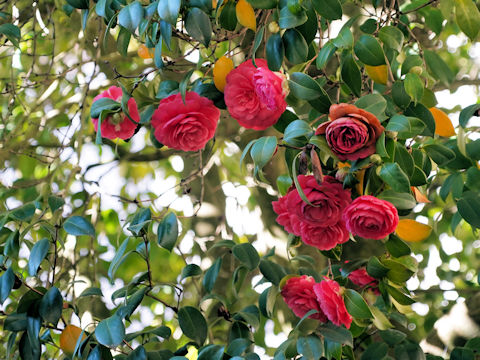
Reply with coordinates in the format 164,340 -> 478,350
151,91 -> 220,152
316,103 -> 384,161
348,268 -> 380,294
272,175 -> 352,250
286,175 -> 352,227
281,275 -> 327,322
313,277 -> 352,329
91,86 -> 139,140
224,59 -> 287,130
300,220 -> 350,251
343,195 -> 399,240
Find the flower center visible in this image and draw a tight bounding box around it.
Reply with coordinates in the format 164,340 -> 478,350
109,112 -> 123,126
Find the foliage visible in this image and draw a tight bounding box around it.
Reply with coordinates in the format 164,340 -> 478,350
0,0 -> 480,359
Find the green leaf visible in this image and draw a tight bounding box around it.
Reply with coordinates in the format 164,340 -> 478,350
118,1 -> 144,33
198,345 -> 225,360
317,323 -> 354,347
341,54 -> 361,97
48,196 -> 65,213
63,216 -> 96,237
392,81 -> 411,108
455,0 -> 480,40
157,212 -> 178,252
127,346 -> 147,360
289,72 -> 323,100
95,315 -> 126,347
379,329 -> 407,346
0,267 -> 15,304
424,144 -> 456,167
385,115 -> 425,139
79,287 -> 103,297
178,306 -> 208,345
266,33 -> 285,71
379,163 -> 411,193
378,26 -> 404,52
297,335 -> 323,360
386,285 -> 415,305
108,238 -> 130,280
276,174 -> 292,195
219,1 -> 237,31
28,238 -> 50,276
250,136 -> 277,169
355,94 -> 387,118
459,104 -> 480,127
354,35 -> 386,66
366,256 -> 389,278
226,338 -> 252,357
424,50 -> 454,86
39,287 -> 63,325
181,264 -> 202,280
157,0 -> 180,25
404,73 -> 424,105
232,243 -> 260,271
312,0 -> 342,20
117,287 -> 147,320
405,102 -> 436,136
4,230 -> 19,258
361,342 -> 388,360
91,98 -> 120,119
283,29 -> 308,64
401,55 -> 423,75
377,190 -> 416,210
450,347 -> 475,360
128,208 -> 151,236
333,26 -> 353,49
203,258 -> 222,292
344,289 -> 373,319
185,8 -> 212,46
259,259 -> 287,285
10,203 -> 36,222
278,6 -> 307,29
4,313 -> 28,332
465,337 -> 480,351
283,120 -> 312,147
66,0 -> 89,9
395,142 -> 415,177
386,235 -> 411,258
0,24 -> 21,47
316,41 -> 337,69
252,25 -> 265,66
457,191 -> 480,228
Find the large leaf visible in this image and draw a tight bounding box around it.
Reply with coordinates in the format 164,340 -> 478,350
278,6 -> 307,29
344,289 -> 373,319
0,267 -> 15,304
157,212 -> 178,252
232,243 -> 260,271
354,35 -> 385,66
341,54 -> 361,97
378,26 -> 404,52
455,0 -> 480,40
177,306 -> 208,345
457,191 -> 480,228
0,24 -> 21,47
185,8 -> 212,46
39,287 -> 63,325
95,315 -> 125,347
312,0 -> 342,20
157,0 -> 180,25
63,216 -> 96,237
250,136 -> 277,169
118,1 -> 144,33
266,33 -> 285,71
424,50 -> 454,86
379,163 -> 411,193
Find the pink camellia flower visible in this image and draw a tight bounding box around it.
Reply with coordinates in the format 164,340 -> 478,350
343,195 -> 399,240
272,193 -> 301,237
151,91 -> 220,152
316,103 -> 384,161
286,175 -> 352,227
313,277 -> 352,329
300,220 -> 350,251
348,268 -> 380,295
224,59 -> 287,130
281,275 -> 327,322
91,86 -> 139,140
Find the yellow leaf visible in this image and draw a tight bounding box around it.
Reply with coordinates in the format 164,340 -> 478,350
213,56 -> 234,92
429,107 -> 455,137
411,186 -> 430,203
395,219 -> 432,243
137,44 -> 154,59
236,0 -> 256,31
355,168 -> 365,196
60,325 -> 87,356
365,64 -> 388,85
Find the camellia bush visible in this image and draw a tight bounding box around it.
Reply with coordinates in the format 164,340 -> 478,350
2,0 -> 480,359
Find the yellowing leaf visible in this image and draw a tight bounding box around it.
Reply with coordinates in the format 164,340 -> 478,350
137,44 -> 154,59
213,56 -> 234,92
412,186 -> 430,203
429,107 -> 455,137
365,64 -> 388,85
186,345 -> 198,360
236,0 -> 256,31
356,168 -> 365,195
395,219 -> 432,243
60,325 -> 87,356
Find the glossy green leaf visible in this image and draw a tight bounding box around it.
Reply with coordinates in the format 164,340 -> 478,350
455,0 -> 480,40
317,323 -> 353,347
259,259 -> 287,285
250,136 -> 277,169
233,243 -> 260,271
283,120 -> 312,147
424,50 -> 454,86
28,238 -> 50,276
203,258 -> 222,292
178,306 -> 208,345
0,23 -> 21,47
0,267 -> 15,304
266,33 -> 284,71
297,335 -> 323,360
181,264 -> 202,280
424,144 -> 456,167
157,0 -> 180,25
283,29 -> 308,64
118,1 -> 144,33
278,6 -> 307,29
361,342 -> 388,360
378,26 -> 404,52
316,41 -> 337,69
312,0 -> 342,20
48,196 -> 65,213
39,287 -> 63,325
457,191 -> 480,228
63,216 -> 95,237
157,212 -> 178,252
198,345 -> 224,360
10,203 -> 36,222
379,163 -> 411,193
344,289 -> 373,319
404,73 -> 424,105
341,54 -> 361,96
219,1 -> 237,31
185,8 -> 212,46
95,315 -> 125,347
378,190 -> 416,210
354,35 -> 385,66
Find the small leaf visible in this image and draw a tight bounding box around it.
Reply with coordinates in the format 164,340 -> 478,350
198,344 -> 225,360
259,259 -> 287,285
28,238 -> 50,276
157,212 -> 179,252
0,23 -> 21,47
63,216 -> 95,237
404,73 -> 423,105
181,264 -> 202,280
10,203 -> 36,222
341,54 -> 361,97
250,136 -> 277,169
203,258 -> 222,292
90,98 -> 121,119
0,267 -> 15,304
278,6 -> 307,29
79,287 -> 103,297
316,41 -> 337,69
232,243 -> 260,271
48,196 -> 65,213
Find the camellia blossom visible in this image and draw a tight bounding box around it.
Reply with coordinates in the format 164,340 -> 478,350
91,86 -> 139,140
224,59 -> 288,130
151,91 -> 220,152
348,268 -> 380,294
343,195 -> 399,240
316,103 -> 384,161
313,277 -> 352,329
272,175 -> 352,250
281,276 -> 327,322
